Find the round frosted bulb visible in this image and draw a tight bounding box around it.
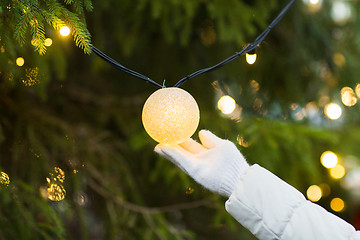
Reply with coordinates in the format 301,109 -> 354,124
142,87 -> 200,145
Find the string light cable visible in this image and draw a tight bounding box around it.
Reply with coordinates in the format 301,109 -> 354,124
91,0 -> 298,88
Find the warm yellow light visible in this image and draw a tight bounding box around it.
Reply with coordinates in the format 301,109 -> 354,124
0,172 -> 10,186
142,87 -> 200,145
309,0 -> 319,5
59,26 -> 70,36
330,198 -> 345,212
44,38 -> 53,47
246,53 -> 257,65
324,103 -> 342,120
341,87 -> 357,107
320,151 -> 338,169
218,95 -> 236,114
333,53 -> 346,67
16,57 -> 24,66
47,183 -> 66,201
306,185 -> 322,202
330,164 -> 346,179
355,84 -> 360,98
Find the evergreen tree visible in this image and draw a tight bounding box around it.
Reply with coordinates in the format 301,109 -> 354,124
1,0 -> 360,239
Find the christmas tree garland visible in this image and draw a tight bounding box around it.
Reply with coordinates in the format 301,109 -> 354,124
91,0 -> 298,88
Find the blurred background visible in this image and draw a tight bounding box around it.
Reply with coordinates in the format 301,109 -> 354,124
1,0 -> 360,239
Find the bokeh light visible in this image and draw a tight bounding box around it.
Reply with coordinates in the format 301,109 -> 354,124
16,57 -> 24,66
47,183 -> 66,201
306,185 -> 322,202
341,87 -> 357,107
0,172 -> 10,187
60,26 -> 71,36
331,1 -> 352,25
303,0 -> 322,12
218,95 -> 236,114
330,198 -> 345,212
355,84 -> 360,98
320,151 -> 338,169
324,103 -> 342,120
330,164 -> 346,179
246,53 -> 257,65
44,38 -> 53,47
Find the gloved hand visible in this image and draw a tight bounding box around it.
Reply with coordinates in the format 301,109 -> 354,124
154,130 -> 249,197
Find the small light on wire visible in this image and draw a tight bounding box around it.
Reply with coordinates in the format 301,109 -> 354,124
60,26 -> 70,37
16,57 -> 25,66
246,53 -> 257,65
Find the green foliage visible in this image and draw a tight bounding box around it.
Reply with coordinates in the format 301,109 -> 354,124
1,0 -> 92,55
1,0 -> 360,239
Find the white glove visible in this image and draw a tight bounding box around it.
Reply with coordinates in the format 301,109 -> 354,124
154,130 -> 249,197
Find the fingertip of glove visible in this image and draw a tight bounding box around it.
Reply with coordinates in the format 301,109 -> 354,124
154,145 -> 164,155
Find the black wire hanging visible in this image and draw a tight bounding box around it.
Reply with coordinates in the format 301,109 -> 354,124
91,0 -> 298,89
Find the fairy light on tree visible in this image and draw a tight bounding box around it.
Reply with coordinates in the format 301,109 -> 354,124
59,26 -> 71,37
44,38 -> 53,47
16,57 -> 25,66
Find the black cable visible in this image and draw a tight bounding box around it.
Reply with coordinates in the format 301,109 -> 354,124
91,0 -> 297,89
174,0 -> 297,87
90,45 -> 163,88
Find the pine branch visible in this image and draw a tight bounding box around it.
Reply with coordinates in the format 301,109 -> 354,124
14,13 -> 29,46
30,12 -> 46,55
61,10 -> 91,54
45,0 -> 92,54
83,0 -> 93,11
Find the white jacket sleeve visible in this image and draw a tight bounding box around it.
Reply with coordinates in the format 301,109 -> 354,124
225,164 -> 360,240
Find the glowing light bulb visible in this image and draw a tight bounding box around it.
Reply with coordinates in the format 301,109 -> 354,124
309,0 -> 319,4
324,103 -> 342,120
218,95 -> 236,114
330,164 -> 346,179
320,151 -> 338,169
142,87 -> 200,145
16,57 -> 24,66
59,26 -> 70,36
330,198 -> 345,212
306,185 -> 322,202
44,38 -> 53,47
246,53 -> 257,64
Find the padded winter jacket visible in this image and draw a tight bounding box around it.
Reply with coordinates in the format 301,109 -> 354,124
225,164 -> 360,240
